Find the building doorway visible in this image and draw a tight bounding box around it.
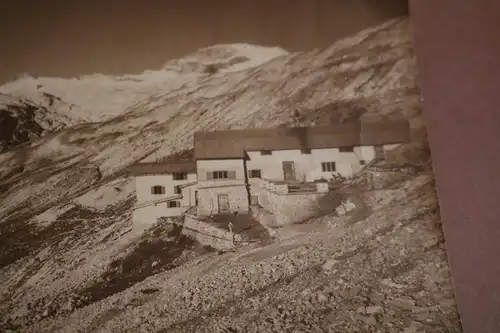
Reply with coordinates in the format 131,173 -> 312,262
217,194 -> 230,214
282,161 -> 296,181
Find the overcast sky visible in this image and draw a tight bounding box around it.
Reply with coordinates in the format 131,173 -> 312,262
0,0 -> 408,84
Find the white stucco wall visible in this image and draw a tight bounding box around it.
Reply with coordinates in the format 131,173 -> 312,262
196,159 -> 249,216
196,159 -> 246,181
132,202 -> 188,228
250,182 -> 272,212
132,172 -> 198,228
245,146 -> 377,182
135,173 -> 198,207
197,185 -> 249,216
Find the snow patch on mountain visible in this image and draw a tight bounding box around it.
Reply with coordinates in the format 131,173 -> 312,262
163,43 -> 289,74
0,44 -> 288,125
74,178 -> 135,211
34,204 -> 75,227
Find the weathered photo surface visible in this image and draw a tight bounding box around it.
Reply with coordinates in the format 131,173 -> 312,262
0,1 -> 463,332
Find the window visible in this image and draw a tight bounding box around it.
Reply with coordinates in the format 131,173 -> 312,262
167,201 -> 180,208
249,169 -> 262,178
172,172 -> 188,180
151,185 -> 165,195
213,171 -> 228,179
260,150 -> 272,155
360,160 -> 366,165
301,148 -> 311,154
339,146 -> 354,153
321,162 -> 336,172
207,170 -> 236,180
174,185 -> 181,194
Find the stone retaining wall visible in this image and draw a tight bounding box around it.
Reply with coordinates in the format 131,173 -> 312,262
181,215 -> 242,250
254,188 -> 341,227
250,205 -> 278,229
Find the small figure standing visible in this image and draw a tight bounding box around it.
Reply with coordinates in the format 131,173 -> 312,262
228,221 -> 235,246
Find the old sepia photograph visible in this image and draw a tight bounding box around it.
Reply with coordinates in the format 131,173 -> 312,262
1,1 -> 498,332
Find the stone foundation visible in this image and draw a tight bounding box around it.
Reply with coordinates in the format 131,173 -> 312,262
132,203 -> 188,230
182,215 -> 242,250
250,205 -> 278,228
253,188 -> 342,227
197,185 -> 249,216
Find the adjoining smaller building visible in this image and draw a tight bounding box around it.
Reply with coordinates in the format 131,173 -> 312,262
129,161 -> 197,227
129,119 -> 410,227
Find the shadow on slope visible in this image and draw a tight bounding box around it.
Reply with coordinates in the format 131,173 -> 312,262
75,222 -> 215,309
0,104 -> 45,153
0,200 -> 135,270
0,214 -> 85,270
0,195 -> 134,273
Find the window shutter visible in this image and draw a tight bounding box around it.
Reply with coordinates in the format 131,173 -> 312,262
228,171 -> 236,179
207,172 -> 213,180
151,187 -> 154,194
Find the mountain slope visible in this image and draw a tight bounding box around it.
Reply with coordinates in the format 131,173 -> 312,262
0,44 -> 288,124
0,18 -> 419,222
0,18 -> 462,333
0,93 -> 79,153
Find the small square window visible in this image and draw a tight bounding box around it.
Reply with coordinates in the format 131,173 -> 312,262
360,160 -> 366,165
167,201 -> 180,208
260,150 -> 272,155
174,185 -> 181,194
321,162 -> 336,172
151,185 -> 165,195
249,169 -> 262,178
213,171 -> 228,179
301,148 -> 311,154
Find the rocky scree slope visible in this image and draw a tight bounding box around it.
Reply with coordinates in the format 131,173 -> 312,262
0,17 -> 462,332
0,93 -> 77,153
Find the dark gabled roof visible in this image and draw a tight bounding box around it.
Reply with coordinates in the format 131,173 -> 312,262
128,161 -> 197,176
194,119 -> 410,159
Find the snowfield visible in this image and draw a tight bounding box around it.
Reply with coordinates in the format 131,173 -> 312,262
0,18 -> 463,333
1,44 -> 288,124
